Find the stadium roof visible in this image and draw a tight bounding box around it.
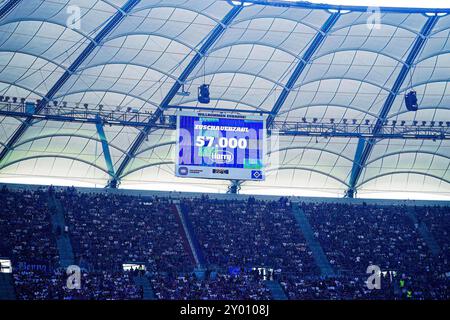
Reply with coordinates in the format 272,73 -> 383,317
0,0 -> 449,200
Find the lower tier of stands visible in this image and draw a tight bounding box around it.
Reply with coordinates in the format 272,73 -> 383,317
0,186 -> 448,300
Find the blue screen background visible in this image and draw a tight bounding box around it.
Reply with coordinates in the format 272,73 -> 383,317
178,116 -> 264,169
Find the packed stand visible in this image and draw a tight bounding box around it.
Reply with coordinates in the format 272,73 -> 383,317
57,190 -> 193,273
415,205 -> 449,270
297,202 -> 449,299
152,272 -> 271,300
1,185 -> 448,300
182,196 -> 318,275
13,269 -> 141,300
0,187 -> 59,266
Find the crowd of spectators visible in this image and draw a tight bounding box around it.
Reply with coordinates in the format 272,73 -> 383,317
152,272 -> 271,300
57,190 -> 193,273
183,196 -> 318,275
0,187 -> 59,268
294,202 -> 448,299
281,272 -> 449,300
300,202 -> 439,276
415,205 -> 449,268
13,269 -> 141,300
1,186 -> 448,300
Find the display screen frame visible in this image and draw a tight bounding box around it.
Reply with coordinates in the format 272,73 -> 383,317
175,111 -> 266,181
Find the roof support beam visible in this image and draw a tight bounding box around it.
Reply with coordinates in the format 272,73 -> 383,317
228,180 -> 242,194
111,5 -> 244,187
346,138 -> 366,198
95,116 -> 116,183
266,12 -> 340,128
0,0 -> 21,20
0,0 -> 140,166
346,14 -> 440,197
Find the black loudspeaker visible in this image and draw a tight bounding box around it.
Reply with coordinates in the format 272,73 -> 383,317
405,90 -> 419,111
198,84 -> 210,104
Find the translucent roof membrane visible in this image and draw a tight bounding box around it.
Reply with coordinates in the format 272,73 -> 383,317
0,0 -> 449,199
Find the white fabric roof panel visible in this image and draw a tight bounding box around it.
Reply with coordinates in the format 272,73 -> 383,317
388,81 -> 450,120
358,139 -> 450,198
0,21 -> 88,68
131,0 -> 231,23
79,35 -> 195,80
331,11 -> 427,35
279,78 -> 390,121
0,1 -> 448,199
106,7 -> 219,50
2,0 -> 121,39
57,64 -> 174,110
0,52 -> 64,96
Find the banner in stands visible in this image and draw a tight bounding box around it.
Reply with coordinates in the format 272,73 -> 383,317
176,111 -> 265,181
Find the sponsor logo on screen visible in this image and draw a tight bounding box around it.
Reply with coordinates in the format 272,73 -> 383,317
212,169 -> 229,175
251,170 -> 263,180
178,167 -> 188,176
210,150 -> 234,164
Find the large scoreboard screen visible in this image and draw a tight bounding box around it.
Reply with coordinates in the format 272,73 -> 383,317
176,111 -> 265,181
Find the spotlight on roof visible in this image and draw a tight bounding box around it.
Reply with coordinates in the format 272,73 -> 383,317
302,117 -> 307,123
392,120 -> 397,126
401,121 -> 406,126
413,120 -> 418,126
62,101 -> 67,107
84,103 -> 89,109
439,121 -> 443,127
12,97 -> 17,103
198,84 -> 210,104
4,96 -> 9,102
430,121 -> 435,127
20,97 -> 26,104
352,119 -> 357,125
365,119 -> 370,125
313,118 -> 318,123
330,118 -> 335,124
0,96 -> 3,102
405,90 -> 419,112
422,121 -> 427,126
53,101 -> 58,107
343,119 -> 347,124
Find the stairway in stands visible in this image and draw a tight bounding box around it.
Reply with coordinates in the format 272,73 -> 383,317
48,193 -> 75,268
291,203 -> 336,277
174,203 -> 206,268
0,273 -> 16,300
264,280 -> 288,300
406,206 -> 441,257
134,275 -> 156,300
